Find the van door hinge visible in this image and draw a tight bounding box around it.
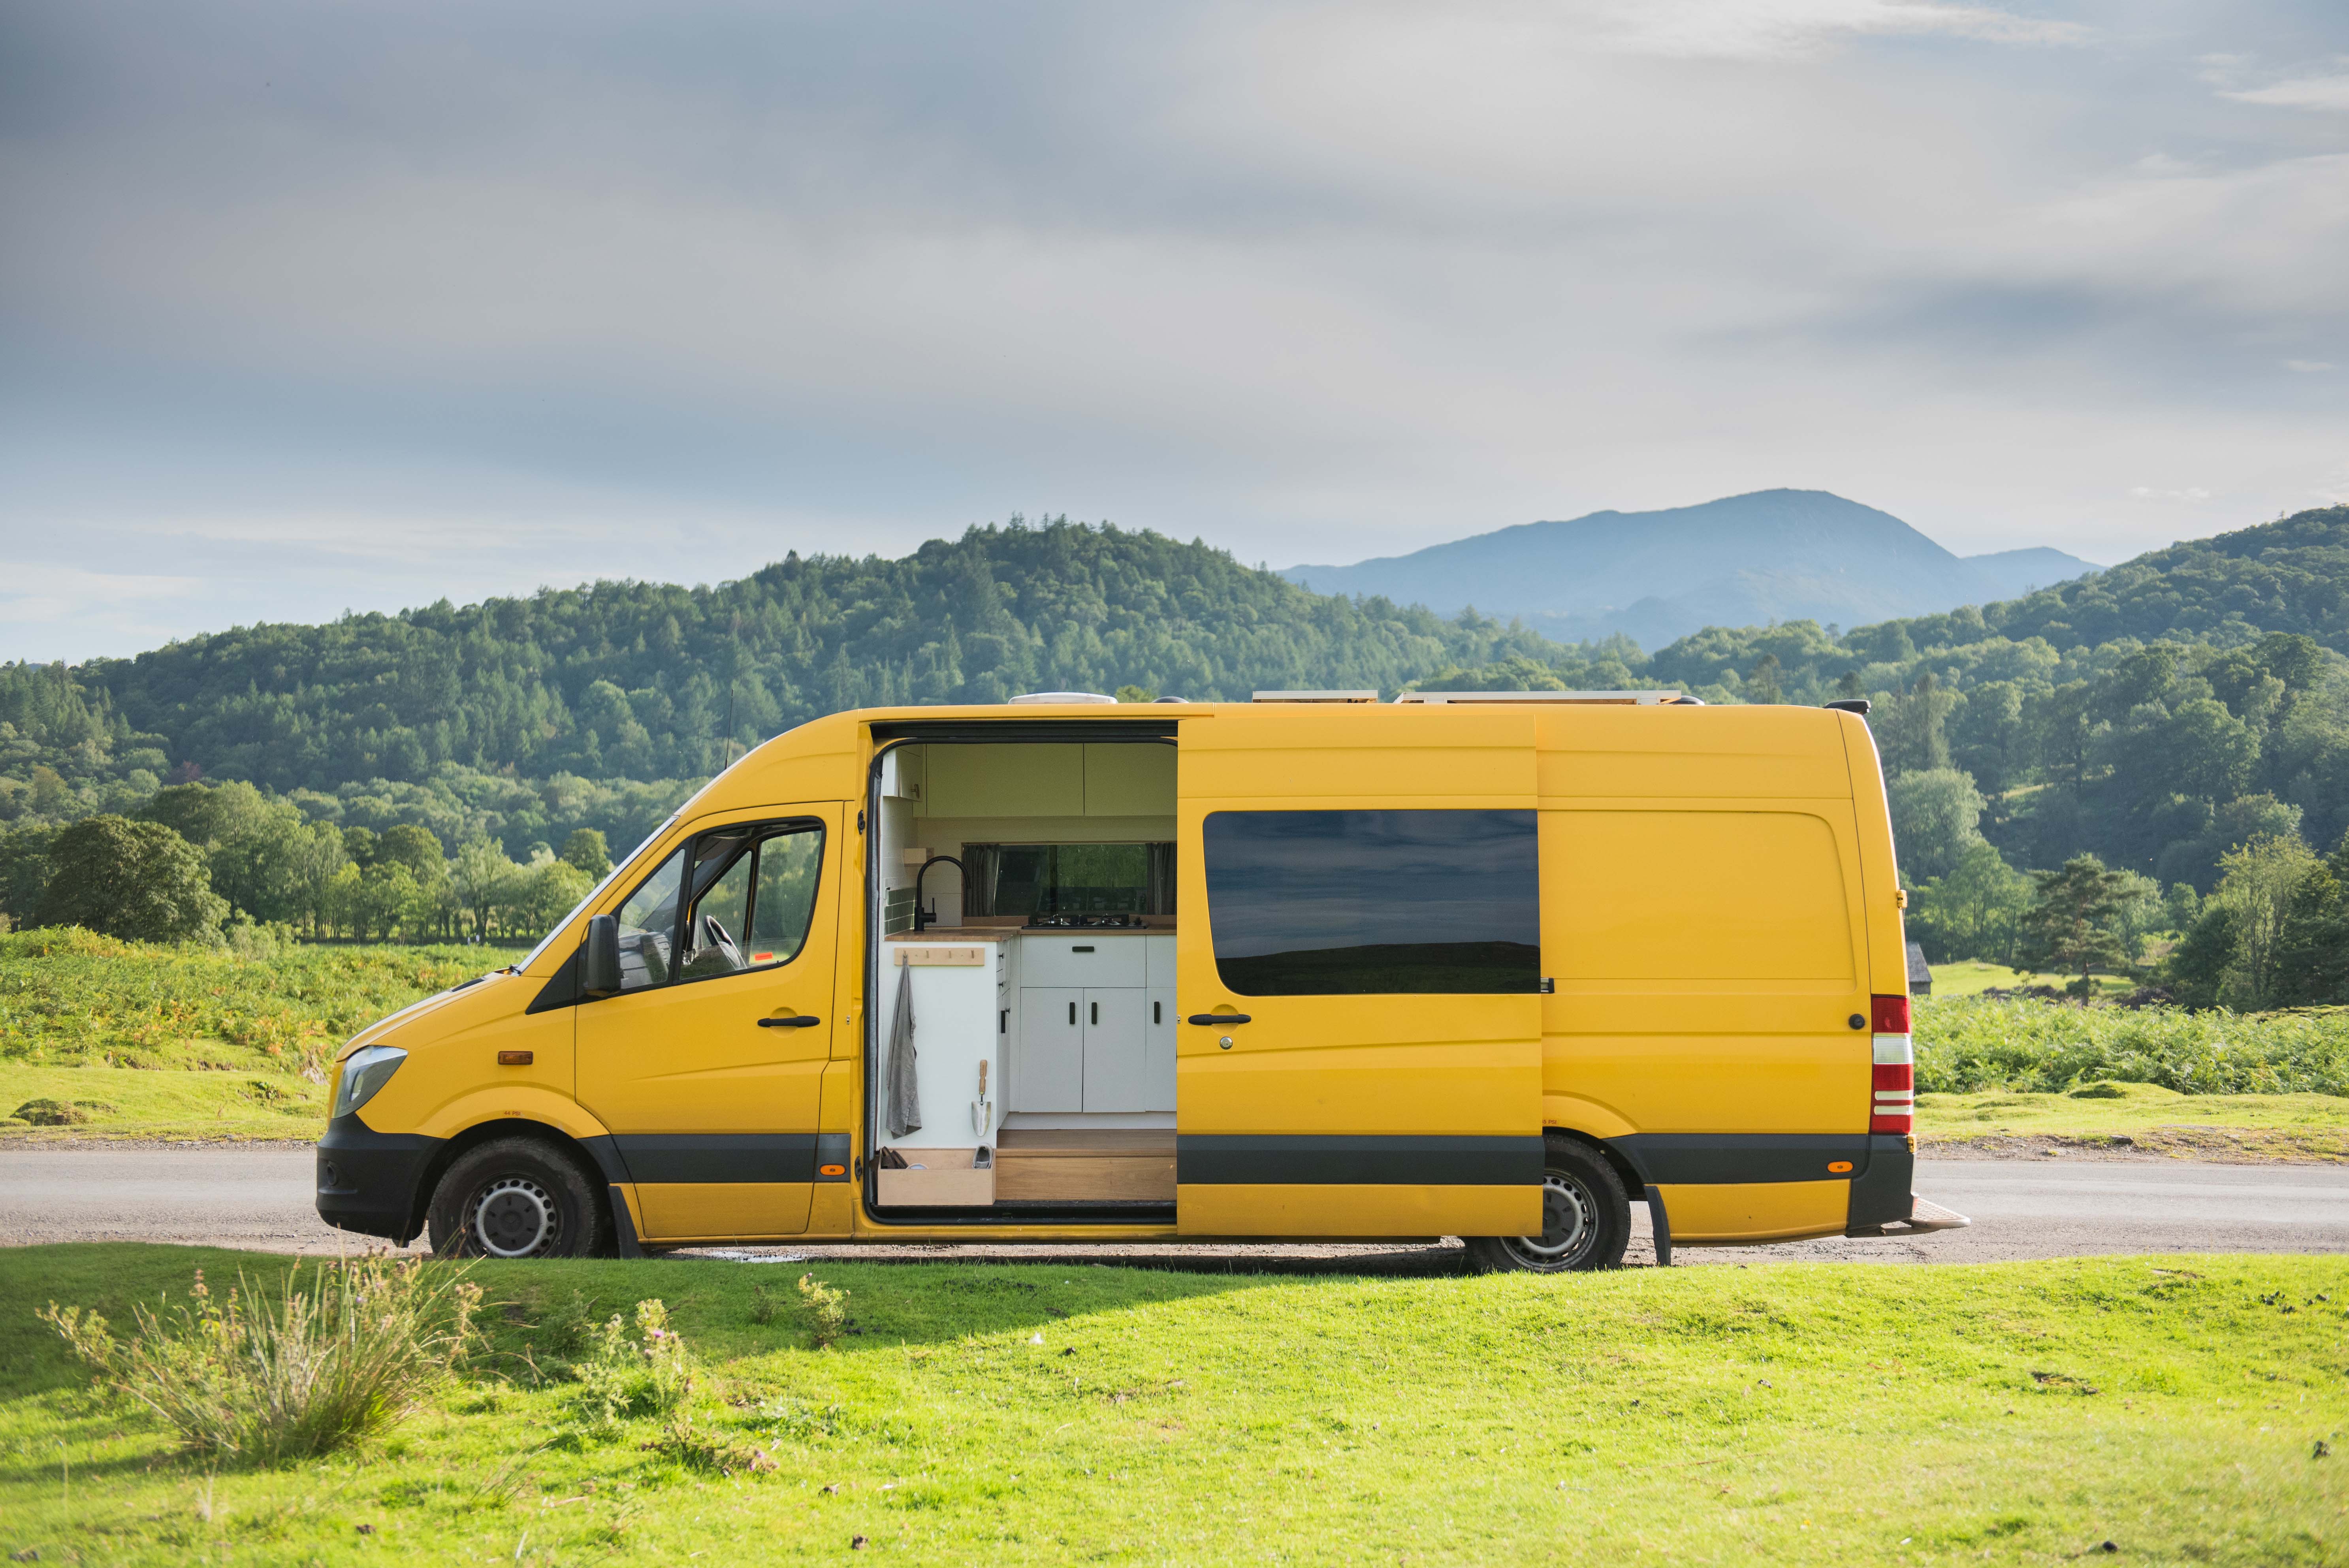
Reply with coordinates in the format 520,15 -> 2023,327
857,809 -> 866,834
1539,977 -> 1555,994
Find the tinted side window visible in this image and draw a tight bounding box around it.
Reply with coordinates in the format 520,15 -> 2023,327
1203,810 -> 1540,995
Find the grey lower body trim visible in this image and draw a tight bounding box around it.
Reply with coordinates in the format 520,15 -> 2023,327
1177,1133 -> 1543,1186
1846,1135 -> 1918,1234
608,1184 -> 646,1259
1612,1133 -> 1873,1186
612,1133 -> 822,1184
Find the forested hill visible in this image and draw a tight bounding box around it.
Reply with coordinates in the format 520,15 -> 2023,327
9,504 -> 2349,895
0,520 -> 1575,852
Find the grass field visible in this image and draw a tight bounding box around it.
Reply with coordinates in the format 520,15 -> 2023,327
1917,1082 -> 2349,1160
1926,960 -> 2136,999
0,930 -> 523,1140
0,1244 -> 2342,1564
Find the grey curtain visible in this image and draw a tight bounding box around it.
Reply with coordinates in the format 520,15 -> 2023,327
887,966 -> 921,1137
960,843 -> 1000,919
1146,841 -> 1176,916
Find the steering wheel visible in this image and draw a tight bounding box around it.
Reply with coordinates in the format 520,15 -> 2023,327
700,914 -> 747,972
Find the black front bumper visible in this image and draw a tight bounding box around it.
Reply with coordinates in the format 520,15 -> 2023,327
316,1114 -> 444,1245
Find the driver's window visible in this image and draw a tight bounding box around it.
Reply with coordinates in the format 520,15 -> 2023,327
661,819 -> 826,985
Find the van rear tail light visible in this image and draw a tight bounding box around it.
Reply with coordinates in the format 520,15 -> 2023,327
1869,992 -> 1913,1135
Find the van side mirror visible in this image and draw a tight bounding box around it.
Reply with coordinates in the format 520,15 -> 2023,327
582,914 -> 622,996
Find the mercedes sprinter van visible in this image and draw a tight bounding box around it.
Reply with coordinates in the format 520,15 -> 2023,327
316,692 -> 1961,1272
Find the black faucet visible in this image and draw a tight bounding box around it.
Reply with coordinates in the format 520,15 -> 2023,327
911,855 -> 966,932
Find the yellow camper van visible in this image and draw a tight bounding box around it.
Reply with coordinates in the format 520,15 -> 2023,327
316,691 -> 1963,1271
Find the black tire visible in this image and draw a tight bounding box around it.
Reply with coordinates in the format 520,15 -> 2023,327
1466,1136 -> 1631,1273
427,1136 -> 612,1260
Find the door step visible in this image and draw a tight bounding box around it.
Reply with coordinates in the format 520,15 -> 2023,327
995,1130 -> 1176,1202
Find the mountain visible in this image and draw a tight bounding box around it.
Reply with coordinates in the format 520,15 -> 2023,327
1281,489 -> 2101,648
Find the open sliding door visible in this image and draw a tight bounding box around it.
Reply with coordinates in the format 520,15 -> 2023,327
1174,707 -> 1544,1238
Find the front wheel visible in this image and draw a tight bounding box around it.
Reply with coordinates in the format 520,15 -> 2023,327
427,1137 -> 612,1259
1466,1137 -> 1630,1273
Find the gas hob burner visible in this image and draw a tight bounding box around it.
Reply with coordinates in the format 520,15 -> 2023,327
1024,912 -> 1143,929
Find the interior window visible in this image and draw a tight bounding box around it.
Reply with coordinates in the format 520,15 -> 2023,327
964,841 -> 1169,917
1202,809 -> 1540,995
612,847 -> 686,991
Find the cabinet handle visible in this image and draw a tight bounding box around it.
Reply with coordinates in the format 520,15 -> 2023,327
1153,1001 -> 1161,1024
1090,1001 -> 1098,1026
1071,945 -> 1095,953
1069,1002 -> 1076,1026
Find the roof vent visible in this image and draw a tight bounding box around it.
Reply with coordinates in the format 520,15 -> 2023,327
1395,690 -> 1685,705
1007,691 -> 1118,705
1252,690 -> 1378,703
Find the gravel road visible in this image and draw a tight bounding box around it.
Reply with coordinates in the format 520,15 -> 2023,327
3,1146 -> 2346,1270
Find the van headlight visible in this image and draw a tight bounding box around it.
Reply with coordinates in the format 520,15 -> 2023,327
332,1045 -> 407,1119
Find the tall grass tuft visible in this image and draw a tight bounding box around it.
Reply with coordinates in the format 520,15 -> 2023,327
43,1257 -> 482,1465
1916,996 -> 2349,1096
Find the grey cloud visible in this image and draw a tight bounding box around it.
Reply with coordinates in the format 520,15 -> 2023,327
3,0 -> 2347,661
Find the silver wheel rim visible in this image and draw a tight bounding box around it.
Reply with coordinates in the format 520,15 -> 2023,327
1499,1171 -> 1596,1269
471,1175 -> 559,1258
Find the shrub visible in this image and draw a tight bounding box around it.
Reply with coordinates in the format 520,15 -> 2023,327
564,1299 -> 696,1434
43,1257 -> 482,1465
798,1274 -> 849,1348
1915,996 -> 2349,1096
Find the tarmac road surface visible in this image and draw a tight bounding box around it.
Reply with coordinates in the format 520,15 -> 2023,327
2,1146 -> 2346,1271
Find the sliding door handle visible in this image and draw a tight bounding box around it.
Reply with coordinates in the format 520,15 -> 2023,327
757,1015 -> 823,1028
1187,1013 -> 1252,1026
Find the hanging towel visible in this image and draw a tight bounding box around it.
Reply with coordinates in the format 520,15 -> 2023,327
887,963 -> 922,1137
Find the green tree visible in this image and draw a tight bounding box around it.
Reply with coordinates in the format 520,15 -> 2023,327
34,815 -> 228,942
1907,843 -> 2033,963
1743,653 -> 1783,705
452,838 -> 519,940
2207,833 -> 2321,1010
0,825 -> 59,928
1875,673 -> 1955,775
2015,855 -> 2133,997
559,828 -> 612,879
1887,767 -> 1987,881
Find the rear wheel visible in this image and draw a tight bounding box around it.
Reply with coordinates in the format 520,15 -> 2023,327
427,1137 -> 611,1259
1466,1137 -> 1630,1273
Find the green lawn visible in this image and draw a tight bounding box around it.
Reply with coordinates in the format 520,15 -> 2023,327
1927,960 -> 2136,999
1918,1082 -> 2349,1160
1,1244 -> 2343,1564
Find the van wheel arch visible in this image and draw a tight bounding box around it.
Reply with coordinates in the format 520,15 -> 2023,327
405,1119 -> 618,1252
1544,1126 -> 1646,1201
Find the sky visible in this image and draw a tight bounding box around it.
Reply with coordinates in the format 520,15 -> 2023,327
3,0 -> 2346,663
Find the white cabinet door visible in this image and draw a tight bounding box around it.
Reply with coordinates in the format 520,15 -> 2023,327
1015,988 -> 1084,1112
1080,988 -> 1148,1112
1144,986 -> 1176,1111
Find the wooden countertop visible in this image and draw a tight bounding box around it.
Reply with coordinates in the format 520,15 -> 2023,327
884,924 -> 1174,942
